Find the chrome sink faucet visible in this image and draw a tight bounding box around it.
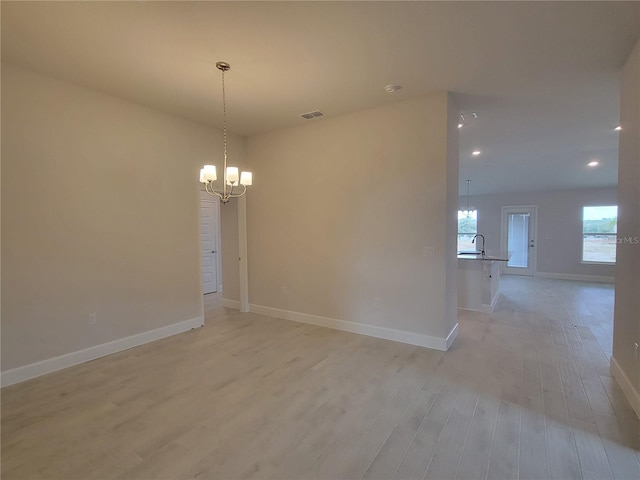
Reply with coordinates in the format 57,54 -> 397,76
472,234 -> 485,257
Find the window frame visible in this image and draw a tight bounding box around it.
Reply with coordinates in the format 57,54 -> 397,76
457,210 -> 478,252
581,205 -> 617,265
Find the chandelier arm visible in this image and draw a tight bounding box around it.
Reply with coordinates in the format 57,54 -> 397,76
204,183 -> 249,201
229,185 -> 246,199
205,182 -> 223,201
235,184 -> 247,197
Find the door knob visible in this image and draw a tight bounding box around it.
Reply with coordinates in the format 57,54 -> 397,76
211,250 -> 216,253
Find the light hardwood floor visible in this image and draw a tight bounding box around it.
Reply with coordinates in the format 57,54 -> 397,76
2,277 -> 639,479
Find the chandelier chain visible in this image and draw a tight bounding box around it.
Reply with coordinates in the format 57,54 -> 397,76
222,67 -> 227,173
221,67 -> 228,196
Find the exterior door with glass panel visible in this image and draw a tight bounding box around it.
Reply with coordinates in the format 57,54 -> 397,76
501,206 -> 537,276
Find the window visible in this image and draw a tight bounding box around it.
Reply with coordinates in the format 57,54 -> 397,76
582,206 -> 617,264
458,210 -> 477,252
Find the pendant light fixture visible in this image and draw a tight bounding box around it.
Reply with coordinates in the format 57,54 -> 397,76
199,61 -> 252,203
464,179 -> 471,218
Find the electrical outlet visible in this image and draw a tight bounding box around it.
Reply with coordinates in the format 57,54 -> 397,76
373,297 -> 380,308
423,246 -> 434,257
88,313 -> 97,325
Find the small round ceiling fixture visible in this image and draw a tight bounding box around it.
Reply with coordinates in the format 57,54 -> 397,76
384,84 -> 402,93
588,160 -> 599,167
472,150 -> 481,156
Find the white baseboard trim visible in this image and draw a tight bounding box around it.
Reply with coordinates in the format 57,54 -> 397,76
222,298 -> 241,309
0,317 -> 203,388
250,303 -> 451,351
445,323 -> 459,349
459,306 -> 493,315
535,272 -> 615,284
610,356 -> 640,419
478,292 -> 501,314
489,291 -> 501,312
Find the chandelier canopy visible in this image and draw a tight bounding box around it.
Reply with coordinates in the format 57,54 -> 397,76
199,61 -> 252,203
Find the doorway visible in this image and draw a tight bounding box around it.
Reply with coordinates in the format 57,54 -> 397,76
200,192 -> 221,294
501,205 -> 537,276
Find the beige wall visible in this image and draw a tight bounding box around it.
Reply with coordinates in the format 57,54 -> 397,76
613,39 -> 640,397
1,64 -> 241,370
245,94 -> 458,342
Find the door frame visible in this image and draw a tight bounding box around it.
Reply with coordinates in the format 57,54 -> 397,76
200,192 -> 222,293
500,205 -> 538,276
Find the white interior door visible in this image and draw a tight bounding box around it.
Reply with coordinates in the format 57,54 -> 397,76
200,193 -> 220,294
501,206 -> 537,276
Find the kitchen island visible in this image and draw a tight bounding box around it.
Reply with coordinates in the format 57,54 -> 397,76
457,253 -> 510,313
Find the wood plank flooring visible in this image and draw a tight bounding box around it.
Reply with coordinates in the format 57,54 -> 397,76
2,277 -> 638,479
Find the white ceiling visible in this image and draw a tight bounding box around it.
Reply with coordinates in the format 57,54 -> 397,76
2,1 -> 639,195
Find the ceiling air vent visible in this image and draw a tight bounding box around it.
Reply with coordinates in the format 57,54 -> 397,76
300,110 -> 325,120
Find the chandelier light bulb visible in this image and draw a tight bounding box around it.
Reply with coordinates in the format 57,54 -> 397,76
200,166 -> 217,184
226,167 -> 239,185
240,171 -> 253,186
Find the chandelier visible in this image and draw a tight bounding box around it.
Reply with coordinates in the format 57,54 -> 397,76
199,61 -> 252,203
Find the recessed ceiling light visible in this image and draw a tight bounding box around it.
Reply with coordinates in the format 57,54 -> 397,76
588,161 -> 599,167
458,123 -> 463,129
614,125 -> 622,131
384,84 -> 402,93
472,150 -> 481,156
